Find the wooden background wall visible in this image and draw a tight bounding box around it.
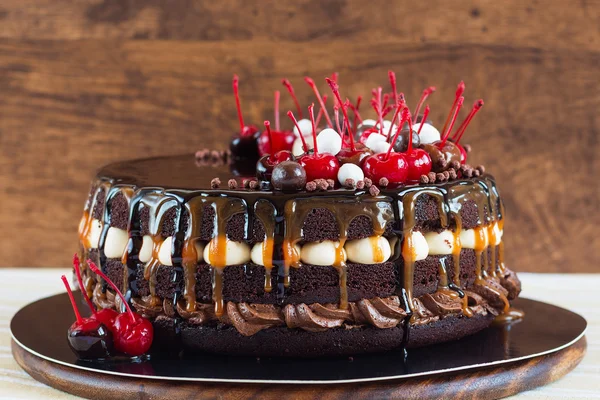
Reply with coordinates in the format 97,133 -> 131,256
0,0 -> 598,271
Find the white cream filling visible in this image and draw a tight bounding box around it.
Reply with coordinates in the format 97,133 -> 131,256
345,236 -> 391,264
424,230 -> 455,255
158,237 -> 173,266
139,235 -> 153,263
300,240 -> 346,266
104,227 -> 128,259
88,218 -> 103,249
489,222 -> 503,246
410,231 -> 429,261
203,239 -> 251,266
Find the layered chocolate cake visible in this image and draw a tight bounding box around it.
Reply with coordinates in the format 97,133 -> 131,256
75,73 -> 521,357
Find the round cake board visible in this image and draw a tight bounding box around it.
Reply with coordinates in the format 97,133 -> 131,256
12,337 -> 586,400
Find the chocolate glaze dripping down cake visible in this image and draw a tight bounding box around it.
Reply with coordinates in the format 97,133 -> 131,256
76,154 -> 521,357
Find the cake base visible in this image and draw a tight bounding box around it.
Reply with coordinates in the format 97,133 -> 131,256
11,337 -> 587,400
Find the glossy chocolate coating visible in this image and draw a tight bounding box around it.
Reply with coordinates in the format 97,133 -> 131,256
271,161 -> 307,192
421,141 -> 461,172
393,127 -> 421,153
67,320 -> 113,360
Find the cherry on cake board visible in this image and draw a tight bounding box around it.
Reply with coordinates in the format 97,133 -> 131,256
10,295 -> 587,399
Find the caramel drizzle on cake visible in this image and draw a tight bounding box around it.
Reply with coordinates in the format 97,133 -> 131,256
78,169 -> 515,343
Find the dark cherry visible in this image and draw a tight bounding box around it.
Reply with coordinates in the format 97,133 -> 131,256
230,75 -> 260,160
362,152 -> 408,185
421,141 -> 461,172
271,160 -> 307,192
392,126 -> 421,153
337,143 -> 373,166
62,275 -> 113,360
87,261 -> 154,356
257,129 -> 295,156
298,153 -> 340,182
256,151 -> 294,182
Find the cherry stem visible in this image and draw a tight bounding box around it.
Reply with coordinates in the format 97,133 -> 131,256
305,77 -> 333,128
315,95 -> 328,127
73,254 -> 96,313
406,115 -> 414,154
388,71 -> 398,105
287,111 -> 308,153
352,96 -> 363,131
441,81 -> 465,135
274,91 -> 280,131
308,104 -> 318,154
87,260 -> 136,323
376,87 -> 384,135
453,99 -> 484,144
387,107 -> 410,160
331,72 -> 339,106
62,275 -> 83,324
334,106 -> 342,136
326,78 -> 356,151
413,86 -> 436,121
386,104 -> 403,140
282,79 -> 303,118
264,121 -> 274,158
440,96 -> 464,146
416,105 -> 430,137
232,75 -> 246,136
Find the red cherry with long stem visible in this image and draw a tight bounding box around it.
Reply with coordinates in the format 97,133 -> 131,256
452,99 -> 484,144
315,95 -> 328,127
62,275 -> 113,359
441,81 -> 465,136
287,111 -> 309,153
305,77 -> 333,128
73,254 -> 119,328
274,90 -> 280,131
282,79 -> 303,118
326,78 -> 356,151
87,261 -> 153,356
232,75 -> 257,137
388,71 -> 398,105
404,115 -> 433,182
439,96 -> 464,147
362,152 -> 409,185
413,86 -> 436,121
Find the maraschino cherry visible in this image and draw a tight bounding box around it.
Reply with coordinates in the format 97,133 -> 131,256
87,261 -> 153,357
361,107 -> 411,185
403,113 -> 432,182
450,99 -> 484,164
297,104 -> 340,181
229,75 -> 260,161
73,254 -> 118,329
62,275 -> 113,360
256,121 -> 294,182
257,90 -> 295,156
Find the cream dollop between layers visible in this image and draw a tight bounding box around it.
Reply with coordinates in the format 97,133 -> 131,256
81,219 -> 504,267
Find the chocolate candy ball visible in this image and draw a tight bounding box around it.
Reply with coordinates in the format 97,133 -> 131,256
392,127 -> 421,153
421,141 -> 461,173
271,161 -> 307,192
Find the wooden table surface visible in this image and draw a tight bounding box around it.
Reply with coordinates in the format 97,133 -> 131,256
1,269 -> 598,399
0,1 -> 598,271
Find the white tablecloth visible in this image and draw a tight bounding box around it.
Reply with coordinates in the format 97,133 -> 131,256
0,269 -> 598,399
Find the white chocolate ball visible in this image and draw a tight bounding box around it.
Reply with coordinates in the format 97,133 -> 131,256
424,230 -> 455,255
292,137 -> 313,157
412,123 -> 440,145
489,222 -> 503,246
104,227 -> 128,259
293,118 -> 313,138
203,238 -> 251,266
337,163 -> 364,186
300,240 -> 346,266
369,140 -> 392,154
345,236 -> 391,264
316,128 -> 342,155
459,228 -> 489,249
158,237 -> 173,266
139,235 -> 153,263
365,131 -> 387,149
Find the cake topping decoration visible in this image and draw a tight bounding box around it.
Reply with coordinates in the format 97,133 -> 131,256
229,75 -> 260,163
256,120 -> 295,183
87,261 -> 154,357
305,77 -> 333,128
282,79 -> 303,118
271,160 -> 307,192
62,274 -> 113,360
